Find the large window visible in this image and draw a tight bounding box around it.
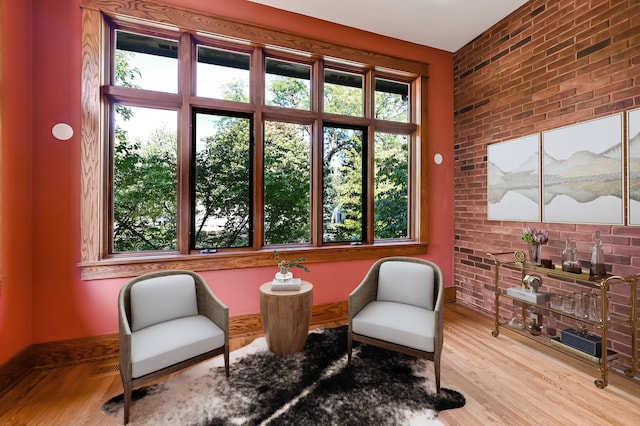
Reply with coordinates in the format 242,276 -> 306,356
112,105 -> 178,252
192,111 -> 253,249
81,0 -> 429,278
323,125 -> 366,243
265,58 -> 311,110
196,46 -> 250,101
324,69 -> 363,116
374,133 -> 409,239
264,121 -> 311,245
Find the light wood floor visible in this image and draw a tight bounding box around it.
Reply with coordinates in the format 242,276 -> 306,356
1,303 -> 639,425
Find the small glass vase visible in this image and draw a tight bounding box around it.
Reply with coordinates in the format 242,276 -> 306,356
507,304 -> 524,330
528,243 -> 542,265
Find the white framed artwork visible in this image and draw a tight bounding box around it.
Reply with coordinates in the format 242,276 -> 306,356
542,114 -> 623,225
628,107 -> 640,225
487,134 -> 540,221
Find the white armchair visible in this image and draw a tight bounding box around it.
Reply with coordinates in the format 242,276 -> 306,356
348,257 -> 444,392
118,270 -> 229,424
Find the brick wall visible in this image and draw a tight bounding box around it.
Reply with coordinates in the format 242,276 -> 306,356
453,0 -> 640,369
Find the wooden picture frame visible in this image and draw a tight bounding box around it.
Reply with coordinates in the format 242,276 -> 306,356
628,107 -> 640,226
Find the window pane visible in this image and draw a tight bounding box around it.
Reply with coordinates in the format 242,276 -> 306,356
323,125 -> 365,242
324,69 -> 363,117
113,106 -> 178,252
265,58 -> 311,110
193,111 -> 252,249
264,121 -> 311,245
375,78 -> 409,122
115,30 -> 178,93
374,133 -> 409,239
197,46 -> 250,101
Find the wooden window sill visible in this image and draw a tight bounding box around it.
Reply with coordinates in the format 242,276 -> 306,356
79,242 -> 428,280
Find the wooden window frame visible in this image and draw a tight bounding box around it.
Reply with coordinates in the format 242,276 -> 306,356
80,0 -> 429,280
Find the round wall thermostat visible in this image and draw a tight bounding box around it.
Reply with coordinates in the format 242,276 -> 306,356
52,123 -> 74,140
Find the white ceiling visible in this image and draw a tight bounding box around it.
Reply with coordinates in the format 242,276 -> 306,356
249,0 -> 529,52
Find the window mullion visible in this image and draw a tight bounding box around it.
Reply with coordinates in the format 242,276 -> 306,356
178,33 -> 193,254
253,48 -> 265,249
364,69 -> 375,120
365,70 -> 376,243
366,127 -> 376,244
310,60 -> 324,246
251,47 -> 265,106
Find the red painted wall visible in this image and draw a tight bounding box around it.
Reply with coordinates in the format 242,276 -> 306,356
0,0 -> 34,365
0,0 -> 454,361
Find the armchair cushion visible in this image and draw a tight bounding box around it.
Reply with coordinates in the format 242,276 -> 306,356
130,274 -> 198,331
131,315 -> 225,378
377,261 -> 435,310
351,300 -> 435,352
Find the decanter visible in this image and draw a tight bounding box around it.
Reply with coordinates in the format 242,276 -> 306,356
561,237 -> 580,273
589,230 -> 606,277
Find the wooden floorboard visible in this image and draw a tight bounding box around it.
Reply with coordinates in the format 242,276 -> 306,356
1,303 -> 638,425
437,303 -> 640,426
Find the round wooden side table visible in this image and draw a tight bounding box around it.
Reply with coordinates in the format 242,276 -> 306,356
259,281 -> 313,355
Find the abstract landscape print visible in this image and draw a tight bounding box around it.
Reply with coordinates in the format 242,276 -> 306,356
542,113 -> 623,225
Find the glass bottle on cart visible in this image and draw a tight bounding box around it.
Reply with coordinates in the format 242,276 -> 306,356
590,230 -> 606,277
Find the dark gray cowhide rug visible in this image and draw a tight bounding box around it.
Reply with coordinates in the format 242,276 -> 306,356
102,326 -> 465,425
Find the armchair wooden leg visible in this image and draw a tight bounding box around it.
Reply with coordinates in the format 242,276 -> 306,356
224,347 -> 230,377
347,332 -> 353,364
434,356 -> 441,393
123,381 -> 132,424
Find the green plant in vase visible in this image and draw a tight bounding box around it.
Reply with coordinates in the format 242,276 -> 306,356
274,250 -> 309,281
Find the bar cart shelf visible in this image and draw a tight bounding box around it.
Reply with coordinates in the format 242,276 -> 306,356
488,250 -> 638,389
